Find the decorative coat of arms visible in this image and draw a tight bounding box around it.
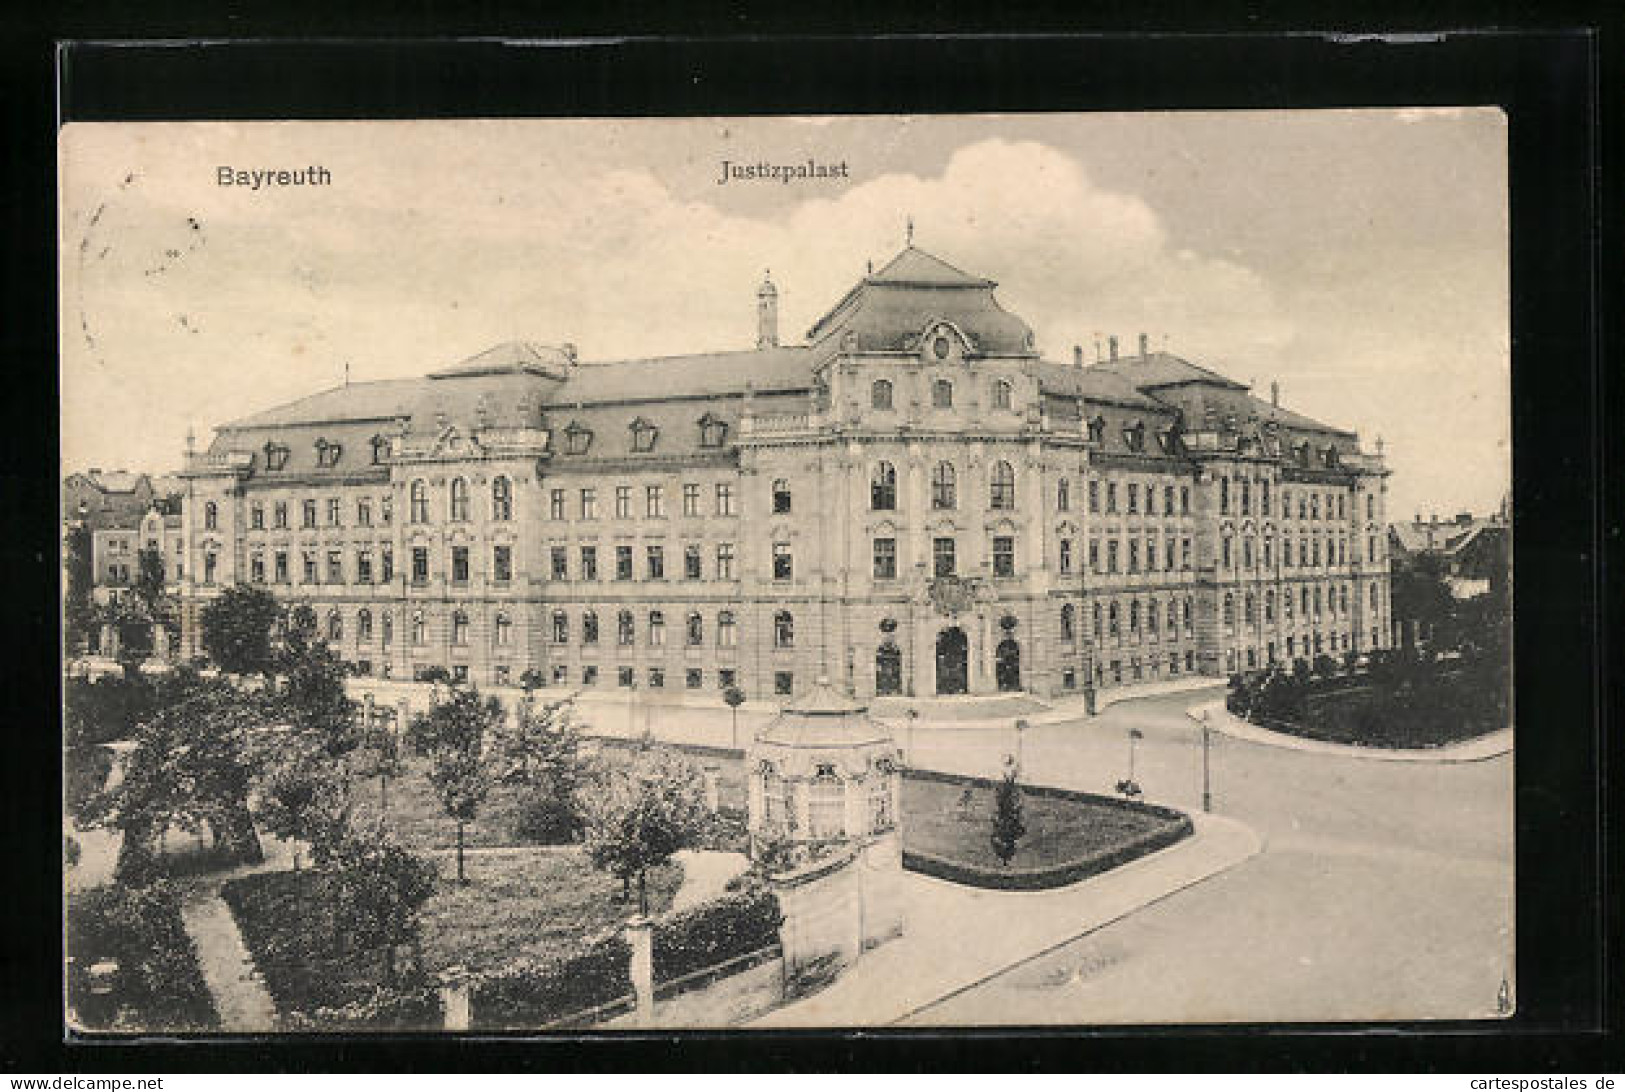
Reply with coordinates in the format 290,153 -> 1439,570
927,575 -> 979,616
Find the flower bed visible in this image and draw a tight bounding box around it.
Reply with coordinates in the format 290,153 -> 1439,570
899,770 -> 1191,890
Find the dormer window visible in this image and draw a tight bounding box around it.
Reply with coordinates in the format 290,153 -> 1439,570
564,420 -> 593,456
932,379 -> 954,409
263,442 -> 290,472
698,412 -> 728,449
1323,446 -> 1340,468
1295,442 -> 1311,468
992,379 -> 1013,410
629,417 -> 658,453
1087,415 -> 1106,444
1157,426 -> 1179,454
1122,421 -> 1147,453
370,435 -> 391,465
315,438 -> 342,468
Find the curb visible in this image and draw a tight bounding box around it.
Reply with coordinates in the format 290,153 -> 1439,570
1188,700 -> 1514,764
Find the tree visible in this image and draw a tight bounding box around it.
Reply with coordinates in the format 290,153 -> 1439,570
581,746 -> 708,914
723,685 -> 746,750
989,758 -> 1026,866
1390,553 -> 1457,650
254,750 -> 351,870
408,686 -> 502,884
63,523 -> 96,654
326,830 -> 437,986
273,630 -> 360,760
199,584 -> 283,677
494,694 -> 591,844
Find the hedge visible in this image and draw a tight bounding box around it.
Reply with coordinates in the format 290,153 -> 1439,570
652,887 -> 782,985
280,986 -> 444,1032
902,817 -> 1192,891
66,881 -> 218,1032
468,932 -> 632,1029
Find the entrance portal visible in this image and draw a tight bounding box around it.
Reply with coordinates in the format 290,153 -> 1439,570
935,627 -> 969,695
875,642 -> 902,696
996,638 -> 1022,692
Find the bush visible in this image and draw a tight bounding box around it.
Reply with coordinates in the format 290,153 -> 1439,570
65,744 -> 115,819
469,932 -> 633,1029
652,886 -> 782,985
66,882 -> 218,1031
279,985 -> 443,1032
903,814 -> 1193,891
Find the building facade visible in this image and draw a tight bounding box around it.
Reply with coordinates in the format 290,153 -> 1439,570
177,245 -> 1392,701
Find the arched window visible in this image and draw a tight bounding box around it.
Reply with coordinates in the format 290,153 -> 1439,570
718,610 -> 737,648
1060,603 -> 1076,643
871,462 -> 897,511
871,379 -> 893,410
1093,603 -> 1104,640
774,610 -> 794,648
410,480 -> 429,524
990,461 -> 1016,510
491,476 -> 512,521
992,379 -> 1013,410
1129,599 -> 1141,636
686,612 -> 703,646
358,609 -> 373,642
932,379 -> 953,409
381,611 -> 393,646
449,478 -> 470,522
412,610 -> 425,645
495,612 -> 511,646
1265,590 -> 1276,622
1184,597 -> 1193,632
931,462 -> 957,509
1220,476 -> 1231,515
1057,478 -> 1071,511
772,479 -> 792,514
1223,593 -> 1235,630
203,501 -> 218,531
808,771 -> 845,839
327,609 -> 343,642
582,610 -> 599,644
1245,593 -> 1256,625
1108,601 -> 1121,638
452,610 -> 469,646
618,610 -> 635,646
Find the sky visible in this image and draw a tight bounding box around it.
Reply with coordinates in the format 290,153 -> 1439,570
59,110 -> 1508,522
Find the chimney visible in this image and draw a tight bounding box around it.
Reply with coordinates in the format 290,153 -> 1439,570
1138,332 -> 1149,358
1108,335 -> 1119,361
1073,344 -> 1083,368
756,270 -> 779,349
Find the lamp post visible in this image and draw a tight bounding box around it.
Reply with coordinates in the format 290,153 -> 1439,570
1201,709 -> 1213,813
905,708 -> 918,765
1014,718 -> 1028,774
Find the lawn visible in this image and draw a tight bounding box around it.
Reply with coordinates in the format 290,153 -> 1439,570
222,847 -> 681,1017
900,776 -> 1184,873
347,757 -> 538,850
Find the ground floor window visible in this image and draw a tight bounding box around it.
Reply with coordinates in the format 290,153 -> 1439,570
452,665 -> 468,683
552,665 -> 568,686
493,665 -> 510,686
775,671 -> 794,696
1062,668 -> 1076,690
720,668 -> 737,689
583,665 -> 598,685
686,669 -> 702,689
618,666 -> 634,687
648,668 -> 664,688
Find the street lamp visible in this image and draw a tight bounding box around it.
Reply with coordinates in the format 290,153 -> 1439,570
905,708 -> 919,765
1014,718 -> 1028,773
1201,709 -> 1213,813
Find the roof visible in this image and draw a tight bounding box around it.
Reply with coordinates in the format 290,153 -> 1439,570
427,341 -> 575,379
805,245 -> 1034,354
564,347 -> 814,402
221,378 -> 427,429
754,676 -> 896,750
72,470 -> 145,494
1033,360 -> 1168,411
1090,351 -> 1250,392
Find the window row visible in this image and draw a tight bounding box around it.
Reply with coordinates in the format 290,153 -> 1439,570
870,535 -> 1018,579
868,376 -> 1019,412
235,544 -> 516,586
547,608 -> 797,650
549,482 -> 737,521
1217,477 -> 1359,523
865,460 -> 1017,512
1076,597 -> 1197,644
1219,584 -> 1364,630
408,476 -> 515,524
1085,479 -> 1193,517
1078,536 -> 1195,576
310,606 -> 516,648
556,414 -> 729,457
546,542 -> 737,582
208,495 -> 397,533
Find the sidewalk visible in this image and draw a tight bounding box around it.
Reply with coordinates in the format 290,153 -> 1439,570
749,810 -> 1261,1027
1190,700 -> 1514,764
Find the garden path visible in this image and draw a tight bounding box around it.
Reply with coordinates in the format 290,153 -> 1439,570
174,838 -> 297,1033
669,849 -> 750,912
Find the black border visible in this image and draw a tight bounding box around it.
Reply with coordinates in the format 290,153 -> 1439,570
5,26 -> 1615,1074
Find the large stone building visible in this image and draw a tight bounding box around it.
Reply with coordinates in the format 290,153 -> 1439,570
176,244 -> 1392,701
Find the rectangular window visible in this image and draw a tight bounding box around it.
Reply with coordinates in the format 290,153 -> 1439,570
1182,538 -> 1192,569
648,668 -> 665,689
250,504 -> 265,530
992,536 -> 1015,578
1059,539 -> 1073,575
774,671 -> 794,696
1166,536 -> 1176,571
581,545 -> 598,581
1089,539 -> 1100,573
684,543 -> 702,580
1181,486 -> 1191,515
1088,479 -> 1100,513
357,499 -> 372,527
357,550 -> 373,584
204,553 -> 217,584
303,552 -> 317,584
646,545 -> 665,580
493,545 -> 512,583
873,537 -> 897,580
1128,539 -> 1140,573
412,546 -> 428,585
327,550 -> 344,584
381,495 -> 393,525
933,537 -> 956,577
580,488 -> 598,520
716,483 -> 735,516
452,546 -> 469,583
1146,540 -> 1157,571
274,502 -> 288,529
682,483 -> 701,517
302,499 -> 317,528
615,545 -> 633,581
686,668 -> 702,690
380,547 -> 394,584
646,485 -> 664,519
1106,482 -> 1118,514
615,485 -> 632,519
551,546 -> 568,580
619,667 -> 634,688
716,542 -> 736,580
772,542 -> 793,581
250,555 -> 265,582
583,665 -> 598,686
1128,484 -> 1139,514
1107,540 -> 1120,574
550,488 -> 566,521
274,551 -> 288,583
327,498 -> 342,527
720,668 -> 737,688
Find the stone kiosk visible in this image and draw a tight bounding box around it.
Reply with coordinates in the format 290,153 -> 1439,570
746,677 -> 905,985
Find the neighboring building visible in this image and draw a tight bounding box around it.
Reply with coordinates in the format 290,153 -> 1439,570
1387,506 -> 1509,648
63,468 -> 156,530
177,243 -> 1392,701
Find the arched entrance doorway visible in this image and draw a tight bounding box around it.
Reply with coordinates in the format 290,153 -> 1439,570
935,627 -> 968,695
996,638 -> 1021,692
875,642 -> 902,696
